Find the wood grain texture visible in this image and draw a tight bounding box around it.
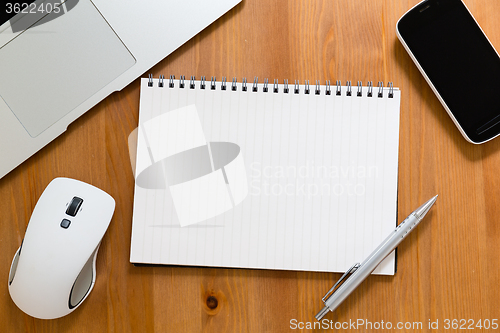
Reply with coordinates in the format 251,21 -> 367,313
1,0 -> 500,332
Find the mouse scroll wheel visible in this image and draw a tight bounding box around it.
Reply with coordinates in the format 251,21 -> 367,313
66,197 -> 84,217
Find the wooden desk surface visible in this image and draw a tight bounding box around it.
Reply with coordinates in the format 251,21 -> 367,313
1,0 -> 500,332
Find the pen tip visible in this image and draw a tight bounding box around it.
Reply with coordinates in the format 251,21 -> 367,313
413,195 -> 438,220
431,194 -> 439,204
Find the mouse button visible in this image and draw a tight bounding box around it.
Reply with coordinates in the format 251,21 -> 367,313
60,219 -> 71,229
69,247 -> 97,309
65,197 -> 83,217
8,245 -> 22,285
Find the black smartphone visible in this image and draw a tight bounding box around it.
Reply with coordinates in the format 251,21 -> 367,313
397,0 -> 500,144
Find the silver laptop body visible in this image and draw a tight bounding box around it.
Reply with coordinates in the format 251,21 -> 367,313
0,0 -> 241,179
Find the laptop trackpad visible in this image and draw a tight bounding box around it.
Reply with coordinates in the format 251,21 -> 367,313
0,0 -> 136,137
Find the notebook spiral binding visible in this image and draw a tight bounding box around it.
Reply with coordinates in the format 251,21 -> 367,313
147,74 -> 394,98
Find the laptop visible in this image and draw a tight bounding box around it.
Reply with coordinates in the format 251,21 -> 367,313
0,0 -> 241,179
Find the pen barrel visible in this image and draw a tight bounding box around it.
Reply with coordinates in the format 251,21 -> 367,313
323,213 -> 420,312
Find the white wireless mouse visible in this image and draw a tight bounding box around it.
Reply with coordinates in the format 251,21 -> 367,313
8,177 -> 115,319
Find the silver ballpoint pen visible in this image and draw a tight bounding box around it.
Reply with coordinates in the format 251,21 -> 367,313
316,195 -> 438,321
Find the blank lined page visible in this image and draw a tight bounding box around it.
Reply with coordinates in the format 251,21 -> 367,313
131,78 -> 400,275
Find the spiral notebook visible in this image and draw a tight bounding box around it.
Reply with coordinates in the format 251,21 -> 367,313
130,76 -> 401,275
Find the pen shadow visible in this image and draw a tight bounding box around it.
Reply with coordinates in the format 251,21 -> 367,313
393,39 -> 500,161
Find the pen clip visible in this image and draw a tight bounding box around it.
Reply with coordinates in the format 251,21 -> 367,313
322,262 -> 361,303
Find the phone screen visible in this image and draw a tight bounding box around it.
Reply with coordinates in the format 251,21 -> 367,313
398,0 -> 500,143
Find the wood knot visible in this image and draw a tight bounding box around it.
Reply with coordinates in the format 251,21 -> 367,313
206,296 -> 218,310
202,288 -> 225,315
